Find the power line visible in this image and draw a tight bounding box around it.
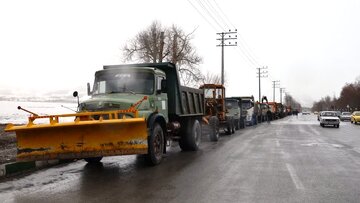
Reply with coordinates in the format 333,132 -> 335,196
257,66 -> 268,102
272,80 -> 280,102
210,0 -> 263,67
187,0 -> 263,69
195,0 -> 225,31
216,30 -> 238,84
186,0 -> 219,32
211,0 -> 236,28
203,0 -> 231,29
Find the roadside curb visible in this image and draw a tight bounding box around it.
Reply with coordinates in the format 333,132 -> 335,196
0,159 -> 72,177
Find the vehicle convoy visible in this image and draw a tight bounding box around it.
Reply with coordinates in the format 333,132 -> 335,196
319,111 -> 340,128
200,84 -> 235,141
5,62 -> 204,165
230,96 -> 257,126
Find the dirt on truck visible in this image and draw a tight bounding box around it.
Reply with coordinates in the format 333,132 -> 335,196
5,63 -> 204,166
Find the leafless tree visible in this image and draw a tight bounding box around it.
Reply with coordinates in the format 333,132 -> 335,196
122,21 -> 203,86
312,78 -> 360,111
201,72 -> 224,85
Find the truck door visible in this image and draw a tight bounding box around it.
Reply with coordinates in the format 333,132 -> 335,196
155,76 -> 168,121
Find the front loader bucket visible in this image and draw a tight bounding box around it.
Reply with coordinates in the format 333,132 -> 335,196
5,115 -> 148,162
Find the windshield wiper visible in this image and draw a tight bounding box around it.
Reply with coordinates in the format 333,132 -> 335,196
108,90 -> 136,95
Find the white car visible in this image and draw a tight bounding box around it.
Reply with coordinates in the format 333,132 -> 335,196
320,111 -> 340,128
339,112 -> 352,121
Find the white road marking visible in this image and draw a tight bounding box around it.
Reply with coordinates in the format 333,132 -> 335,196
286,163 -> 305,190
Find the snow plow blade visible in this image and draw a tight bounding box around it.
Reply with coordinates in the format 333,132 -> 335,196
5,110 -> 148,162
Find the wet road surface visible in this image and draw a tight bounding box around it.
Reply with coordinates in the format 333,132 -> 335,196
1,115 -> 360,203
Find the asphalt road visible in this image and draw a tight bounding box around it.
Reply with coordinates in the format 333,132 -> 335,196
1,115 -> 360,203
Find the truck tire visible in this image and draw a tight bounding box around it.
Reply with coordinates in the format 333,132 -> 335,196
179,119 -> 202,151
84,157 -> 103,163
240,118 -> 245,129
225,118 -> 233,135
235,119 -> 240,130
209,116 -> 220,141
146,123 -> 164,165
231,119 -> 235,134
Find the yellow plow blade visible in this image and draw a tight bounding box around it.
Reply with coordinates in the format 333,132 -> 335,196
5,118 -> 148,162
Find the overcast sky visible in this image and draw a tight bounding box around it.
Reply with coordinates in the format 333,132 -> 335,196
1,0 -> 359,107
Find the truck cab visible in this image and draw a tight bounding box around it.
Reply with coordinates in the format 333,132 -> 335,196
82,66 -> 168,122
225,98 -> 241,130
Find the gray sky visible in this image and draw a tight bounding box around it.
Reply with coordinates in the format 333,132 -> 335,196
1,0 -> 359,107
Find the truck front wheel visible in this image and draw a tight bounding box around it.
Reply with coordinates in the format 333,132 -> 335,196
235,119 -> 240,130
209,116 -> 220,141
147,123 -> 164,165
225,118 -> 233,135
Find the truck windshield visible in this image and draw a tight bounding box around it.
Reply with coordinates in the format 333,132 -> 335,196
204,88 -> 223,99
242,101 -> 253,109
92,71 -> 154,95
225,100 -> 238,109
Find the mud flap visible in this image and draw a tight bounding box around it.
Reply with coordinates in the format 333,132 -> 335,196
5,118 -> 148,162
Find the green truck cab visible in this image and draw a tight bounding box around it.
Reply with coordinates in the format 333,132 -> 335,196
81,62 -> 204,165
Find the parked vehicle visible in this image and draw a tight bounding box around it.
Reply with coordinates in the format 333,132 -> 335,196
319,111 -> 340,128
200,84 -> 235,141
5,62 -> 204,165
234,96 -> 257,126
351,111 -> 360,124
267,102 -> 278,120
339,112 -> 351,121
276,103 -> 286,118
225,98 -> 242,130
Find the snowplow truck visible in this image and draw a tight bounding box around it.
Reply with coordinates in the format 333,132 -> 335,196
5,63 -> 204,165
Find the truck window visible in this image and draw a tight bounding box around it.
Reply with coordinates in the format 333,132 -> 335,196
156,76 -> 165,91
204,88 -> 223,99
93,71 -> 154,95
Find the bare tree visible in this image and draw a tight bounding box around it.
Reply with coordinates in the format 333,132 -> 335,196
201,71 -> 225,85
122,21 -> 203,86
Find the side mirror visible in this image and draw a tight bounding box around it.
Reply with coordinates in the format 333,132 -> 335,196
87,83 -> 91,95
73,91 -> 80,111
73,91 -> 78,97
161,79 -> 167,93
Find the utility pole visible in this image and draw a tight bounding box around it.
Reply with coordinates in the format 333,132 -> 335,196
159,32 -> 164,62
272,80 -> 280,102
256,66 -> 268,102
217,30 -> 237,85
280,88 -> 286,104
